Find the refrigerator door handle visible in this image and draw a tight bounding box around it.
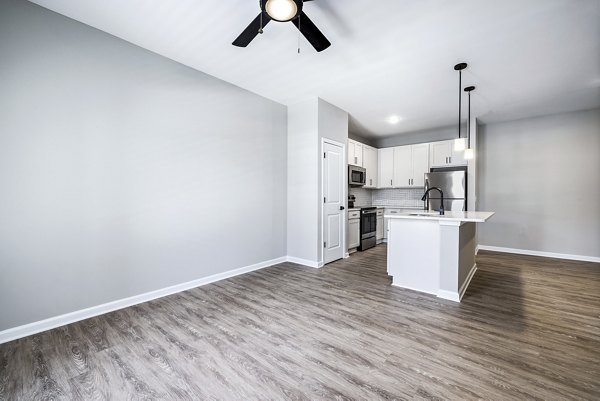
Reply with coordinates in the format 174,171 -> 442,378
423,178 -> 429,209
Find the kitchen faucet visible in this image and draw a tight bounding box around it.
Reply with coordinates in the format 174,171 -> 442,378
421,187 -> 445,215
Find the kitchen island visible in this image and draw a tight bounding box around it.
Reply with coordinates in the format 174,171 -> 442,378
385,211 -> 494,302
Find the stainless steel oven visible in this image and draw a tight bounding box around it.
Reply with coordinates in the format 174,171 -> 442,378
358,207 -> 376,251
349,165 -> 366,187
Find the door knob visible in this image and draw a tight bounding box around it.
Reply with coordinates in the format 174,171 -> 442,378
340,206 -> 345,210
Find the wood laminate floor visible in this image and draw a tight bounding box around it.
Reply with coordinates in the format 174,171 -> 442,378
1,246 -> 599,400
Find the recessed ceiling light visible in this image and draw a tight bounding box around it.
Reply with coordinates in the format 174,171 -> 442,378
387,115 -> 401,124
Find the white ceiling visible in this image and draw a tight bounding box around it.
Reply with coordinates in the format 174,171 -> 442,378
29,0 -> 600,138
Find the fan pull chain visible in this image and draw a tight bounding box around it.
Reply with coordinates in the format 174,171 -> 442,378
258,0 -> 263,34
297,14 -> 301,54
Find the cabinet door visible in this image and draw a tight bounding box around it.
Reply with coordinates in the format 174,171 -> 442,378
450,145 -> 467,166
348,140 -> 357,165
378,148 -> 394,188
363,145 -> 378,188
430,141 -> 450,167
393,146 -> 412,187
411,144 -> 430,187
376,216 -> 384,240
347,219 -> 360,249
354,142 -> 363,167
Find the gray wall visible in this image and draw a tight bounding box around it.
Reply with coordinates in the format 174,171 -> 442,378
0,0 -> 287,331
375,124 -> 466,148
317,99 -> 349,263
478,108 -> 600,258
287,98 -> 348,265
287,99 -> 319,263
348,132 -> 376,147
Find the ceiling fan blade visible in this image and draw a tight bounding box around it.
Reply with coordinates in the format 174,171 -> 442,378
291,11 -> 331,52
232,12 -> 271,47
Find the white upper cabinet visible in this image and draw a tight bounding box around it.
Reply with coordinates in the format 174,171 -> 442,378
378,144 -> 430,188
451,144 -> 467,166
429,140 -> 467,167
393,146 -> 412,187
378,148 -> 394,188
411,143 -> 430,187
430,141 -> 450,167
363,145 -> 378,188
347,139 -> 363,167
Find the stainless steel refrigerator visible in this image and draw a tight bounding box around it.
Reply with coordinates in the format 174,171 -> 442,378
423,168 -> 467,212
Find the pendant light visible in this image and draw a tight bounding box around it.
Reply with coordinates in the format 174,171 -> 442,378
453,63 -> 467,151
464,85 -> 475,160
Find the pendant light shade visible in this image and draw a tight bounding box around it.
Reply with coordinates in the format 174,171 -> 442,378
454,63 -> 467,151
464,85 -> 476,160
454,138 -> 466,152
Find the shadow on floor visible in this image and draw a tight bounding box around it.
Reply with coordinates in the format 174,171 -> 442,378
462,251 -> 527,332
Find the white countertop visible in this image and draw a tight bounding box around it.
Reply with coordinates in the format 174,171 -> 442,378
377,206 -> 423,209
385,211 -> 495,223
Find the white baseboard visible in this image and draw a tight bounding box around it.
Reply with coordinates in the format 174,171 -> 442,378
477,245 -> 600,263
285,256 -> 322,268
437,289 -> 460,302
438,264 -> 477,302
0,256 -> 287,345
459,264 -> 478,300
391,282 -> 438,297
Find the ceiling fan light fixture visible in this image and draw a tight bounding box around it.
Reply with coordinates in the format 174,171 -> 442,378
265,0 -> 298,22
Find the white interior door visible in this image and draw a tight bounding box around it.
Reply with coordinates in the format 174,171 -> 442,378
323,141 -> 344,264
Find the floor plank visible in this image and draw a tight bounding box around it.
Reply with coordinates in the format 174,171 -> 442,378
1,246 -> 599,400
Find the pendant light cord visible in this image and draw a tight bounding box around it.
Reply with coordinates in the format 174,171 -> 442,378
467,91 -> 471,148
458,69 -> 462,140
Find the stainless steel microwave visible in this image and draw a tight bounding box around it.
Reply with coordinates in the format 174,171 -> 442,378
349,165 -> 366,187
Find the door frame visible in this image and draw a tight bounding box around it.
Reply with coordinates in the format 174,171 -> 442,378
321,137 -> 347,266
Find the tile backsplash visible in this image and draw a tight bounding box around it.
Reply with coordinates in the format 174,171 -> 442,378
348,187 -> 372,207
372,188 -> 424,208
349,187 -> 425,209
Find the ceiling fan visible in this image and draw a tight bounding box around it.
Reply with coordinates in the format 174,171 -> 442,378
232,0 -> 331,52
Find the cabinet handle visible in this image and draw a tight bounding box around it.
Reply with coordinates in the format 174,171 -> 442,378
449,156 -> 452,164
370,179 -> 372,186
390,180 -> 393,186
354,156 -> 357,164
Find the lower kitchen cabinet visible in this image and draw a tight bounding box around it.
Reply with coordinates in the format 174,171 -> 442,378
376,209 -> 384,242
383,209 -> 403,240
347,210 -> 360,250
